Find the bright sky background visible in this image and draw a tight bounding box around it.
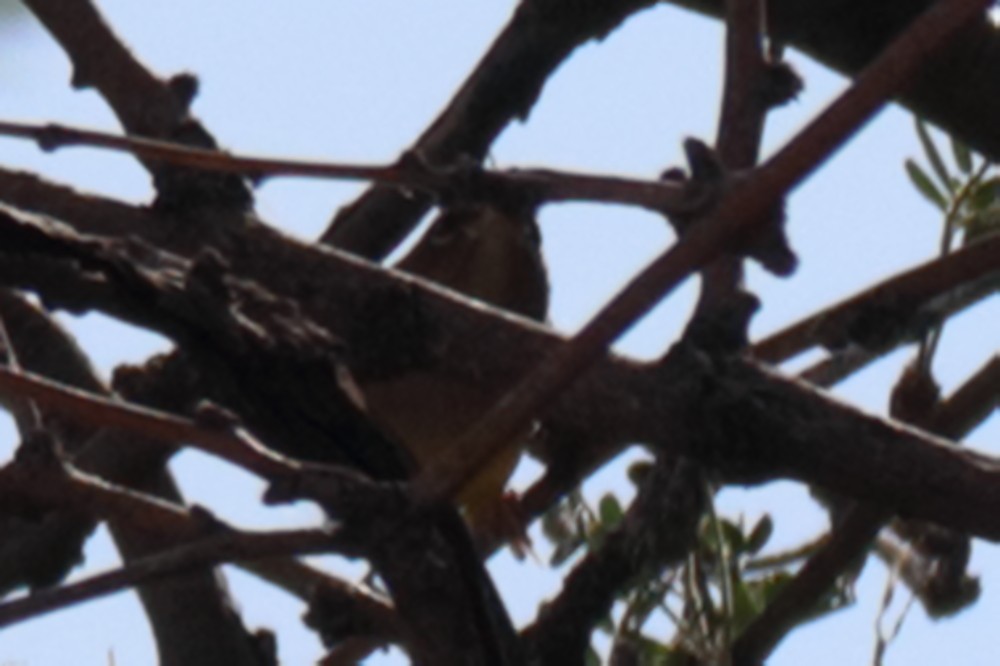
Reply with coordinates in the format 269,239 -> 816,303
1,2 -> 998,664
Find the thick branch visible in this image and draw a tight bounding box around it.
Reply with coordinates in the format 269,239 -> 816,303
2,207 -> 1000,544
412,0 -> 990,508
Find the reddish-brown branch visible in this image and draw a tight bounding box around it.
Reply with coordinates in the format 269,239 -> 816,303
716,0 -> 768,169
0,120 -> 694,215
748,0 -> 991,207
929,354 -> 1000,438
412,0 -> 990,509
0,364 -> 299,480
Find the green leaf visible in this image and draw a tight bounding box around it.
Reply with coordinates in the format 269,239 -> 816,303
959,208 -> 1000,246
585,645 -> 602,666
968,177 -> 1000,211
730,577 -> 764,635
915,117 -> 954,192
718,519 -> 746,555
618,636 -> 688,666
699,516 -> 745,556
951,136 -> 973,174
745,515 -> 774,555
905,159 -> 947,210
599,493 -> 625,529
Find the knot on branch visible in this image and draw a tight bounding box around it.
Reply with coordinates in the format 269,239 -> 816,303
167,72 -> 200,112
663,139 -> 798,276
405,150 -> 542,218
758,60 -> 804,109
683,288 -> 761,354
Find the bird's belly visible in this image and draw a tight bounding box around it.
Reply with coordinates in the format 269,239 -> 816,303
361,373 -> 522,517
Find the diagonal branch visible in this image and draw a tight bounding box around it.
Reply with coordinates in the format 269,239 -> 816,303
411,0 -> 990,510
22,0 -> 250,209
928,354 -> 1000,438
320,0 -> 660,258
731,349 -> 997,664
3,193 -> 1000,540
0,167 -> 166,242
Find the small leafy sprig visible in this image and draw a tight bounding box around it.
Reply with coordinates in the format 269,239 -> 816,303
905,117 -> 999,253
541,465 -> 851,665
904,117 -> 998,372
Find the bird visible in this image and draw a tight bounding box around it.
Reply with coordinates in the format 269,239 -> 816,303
358,200 -> 548,549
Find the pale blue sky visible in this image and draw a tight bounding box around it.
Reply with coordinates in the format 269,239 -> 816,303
1,2 -> 998,664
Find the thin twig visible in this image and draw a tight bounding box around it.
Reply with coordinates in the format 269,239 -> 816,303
0,528 -> 341,628
917,158 -> 992,372
0,120 -> 692,214
0,364 -> 295,479
744,534 -> 829,572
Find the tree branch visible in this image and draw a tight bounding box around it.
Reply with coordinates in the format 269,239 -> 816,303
22,0 -> 250,209
669,0 -> 1000,161
321,0 -> 660,258
523,456 -> 705,664
0,120 -> 695,215
2,196 -> 1000,539
0,526 -> 345,629
412,0 -> 989,509
753,234 -> 1000,364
